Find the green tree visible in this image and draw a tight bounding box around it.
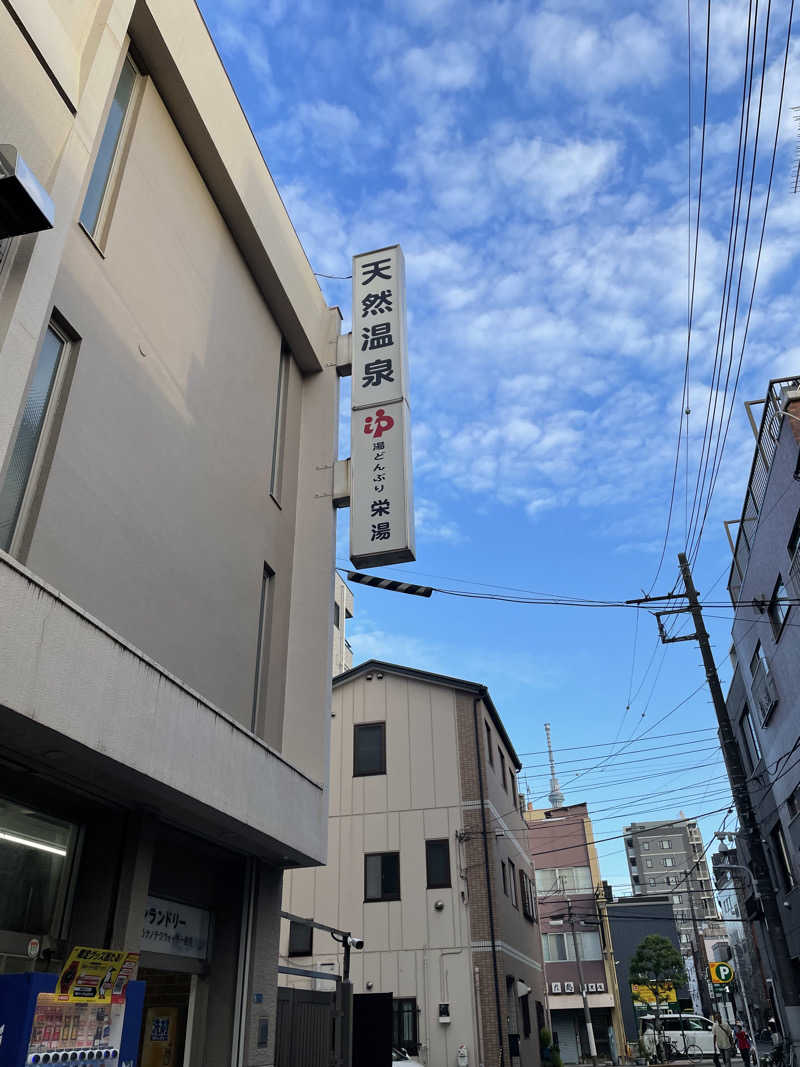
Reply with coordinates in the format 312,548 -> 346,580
630,934 -> 688,1043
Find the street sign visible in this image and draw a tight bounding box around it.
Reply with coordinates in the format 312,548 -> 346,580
709,962 -> 735,984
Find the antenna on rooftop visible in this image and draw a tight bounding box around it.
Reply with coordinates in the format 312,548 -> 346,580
545,722 -> 565,809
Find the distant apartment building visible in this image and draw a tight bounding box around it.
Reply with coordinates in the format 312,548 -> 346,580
332,573 -> 354,676
281,660 -> 547,1067
624,819 -> 718,949
526,803 -> 626,1065
0,0 -> 342,1061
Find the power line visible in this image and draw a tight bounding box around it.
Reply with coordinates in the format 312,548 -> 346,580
516,728 -> 717,757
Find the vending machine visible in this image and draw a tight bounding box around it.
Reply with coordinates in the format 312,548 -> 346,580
0,971 -> 144,1066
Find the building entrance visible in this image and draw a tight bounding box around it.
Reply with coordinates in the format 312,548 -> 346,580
138,967 -> 192,1067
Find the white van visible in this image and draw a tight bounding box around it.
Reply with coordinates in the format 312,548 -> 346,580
639,1014 -> 716,1057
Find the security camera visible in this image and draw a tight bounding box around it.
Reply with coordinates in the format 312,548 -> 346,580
346,935 -> 365,950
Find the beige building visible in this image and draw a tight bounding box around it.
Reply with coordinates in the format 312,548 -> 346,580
0,0 -> 342,1063
333,573 -> 354,677
281,660 -> 547,1067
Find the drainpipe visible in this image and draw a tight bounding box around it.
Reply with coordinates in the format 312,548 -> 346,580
473,691 -> 505,1067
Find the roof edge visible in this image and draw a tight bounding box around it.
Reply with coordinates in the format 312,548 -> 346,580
333,659 -> 522,769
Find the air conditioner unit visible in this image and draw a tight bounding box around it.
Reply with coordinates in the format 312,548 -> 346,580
596,982 -> 605,992
564,982 -> 575,994
551,982 -> 562,994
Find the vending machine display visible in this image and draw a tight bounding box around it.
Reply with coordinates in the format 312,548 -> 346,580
0,973 -> 144,1067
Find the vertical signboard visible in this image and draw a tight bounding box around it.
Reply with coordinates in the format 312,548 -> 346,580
350,245 -> 415,568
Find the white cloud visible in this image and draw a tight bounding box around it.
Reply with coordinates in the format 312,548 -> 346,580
519,11 -> 671,95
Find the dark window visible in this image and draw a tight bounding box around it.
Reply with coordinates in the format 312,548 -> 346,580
521,992 -> 532,1038
509,859 -> 518,907
426,839 -> 451,889
770,823 -> 795,893
354,722 -> 386,776
251,563 -> 275,734
501,860 -> 508,896
0,321 -> 69,551
485,722 -> 493,766
788,508 -> 800,557
80,54 -> 138,236
520,869 -> 536,921
392,998 -> 418,1054
498,749 -> 507,791
768,576 -> 790,639
288,921 -> 313,957
365,852 -> 400,901
788,787 -> 800,820
334,601 -> 340,628
739,705 -> 762,770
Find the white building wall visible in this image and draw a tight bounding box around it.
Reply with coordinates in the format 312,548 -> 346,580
282,671 -> 481,1065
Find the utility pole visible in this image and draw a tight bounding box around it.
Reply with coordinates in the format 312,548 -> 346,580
630,553 -> 800,1041
567,899 -> 598,1067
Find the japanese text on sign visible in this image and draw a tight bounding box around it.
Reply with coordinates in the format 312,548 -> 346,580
350,245 -> 414,569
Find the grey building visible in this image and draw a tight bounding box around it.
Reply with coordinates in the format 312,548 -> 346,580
623,819 -> 718,950
0,0 -> 342,1061
723,375 -> 800,1047
606,896 -> 685,1043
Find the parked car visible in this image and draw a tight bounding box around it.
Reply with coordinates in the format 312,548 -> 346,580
393,1049 -> 423,1064
639,1014 -> 716,1057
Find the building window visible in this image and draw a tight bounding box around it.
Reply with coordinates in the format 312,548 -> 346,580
0,798 -> 78,934
334,601 -> 340,629
80,54 -> 138,237
768,576 -> 790,639
0,320 -> 73,553
642,841 -> 650,851
681,933 -> 690,944
520,870 -> 536,921
739,705 -> 763,770
393,998 -> 418,1054
664,857 -> 675,867
485,722 -> 494,766
673,894 -> 683,904
534,866 -> 592,894
660,840 -> 672,849
269,340 -> 291,501
498,749 -> 507,791
287,921 -> 313,957
354,722 -> 386,777
251,564 -> 275,734
501,861 -> 508,896
542,933 -> 570,962
509,859 -> 518,907
770,823 -> 795,894
788,787 -> 800,821
788,508 -> 800,590
750,642 -> 778,724
426,839 -> 451,889
364,852 -> 400,901
520,991 -> 532,1038
645,858 -> 653,868
648,878 -> 656,887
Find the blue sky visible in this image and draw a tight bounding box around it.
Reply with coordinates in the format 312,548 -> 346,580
198,0 -> 799,892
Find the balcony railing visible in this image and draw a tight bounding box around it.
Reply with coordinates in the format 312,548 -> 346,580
728,377 -> 800,605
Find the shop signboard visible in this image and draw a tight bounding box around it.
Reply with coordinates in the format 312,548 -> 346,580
631,982 -> 677,1005
350,245 -> 415,568
709,962 -> 734,985
140,895 -> 211,959
56,946 -> 139,1003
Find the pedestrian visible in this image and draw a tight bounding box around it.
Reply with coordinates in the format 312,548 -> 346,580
768,1019 -> 783,1067
713,1013 -> 735,1067
734,1022 -> 752,1067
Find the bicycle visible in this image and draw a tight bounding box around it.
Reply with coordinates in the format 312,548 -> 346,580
657,1038 -> 704,1063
